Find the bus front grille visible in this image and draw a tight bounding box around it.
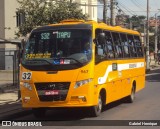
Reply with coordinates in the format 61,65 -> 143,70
35,82 -> 70,102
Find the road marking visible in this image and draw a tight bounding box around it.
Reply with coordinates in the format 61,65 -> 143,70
0,101 -> 19,105
8,101 -> 17,104
146,73 -> 160,76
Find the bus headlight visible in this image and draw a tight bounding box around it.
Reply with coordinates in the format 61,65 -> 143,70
23,82 -> 32,91
74,79 -> 92,89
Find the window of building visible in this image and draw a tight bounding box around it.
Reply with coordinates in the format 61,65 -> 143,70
16,12 -> 25,27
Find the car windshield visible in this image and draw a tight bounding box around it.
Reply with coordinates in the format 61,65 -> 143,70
22,29 -> 92,66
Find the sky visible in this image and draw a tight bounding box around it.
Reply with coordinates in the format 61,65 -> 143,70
98,0 -> 160,19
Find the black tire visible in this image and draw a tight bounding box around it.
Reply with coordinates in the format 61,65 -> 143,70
32,108 -> 46,118
90,94 -> 103,117
126,86 -> 135,103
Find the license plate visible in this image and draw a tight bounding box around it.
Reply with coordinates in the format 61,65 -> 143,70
45,90 -> 59,95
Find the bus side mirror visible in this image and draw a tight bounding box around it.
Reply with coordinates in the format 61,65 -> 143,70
98,32 -> 106,45
93,39 -> 98,45
99,32 -> 105,39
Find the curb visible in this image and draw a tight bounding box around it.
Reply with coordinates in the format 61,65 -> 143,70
0,70 -> 13,73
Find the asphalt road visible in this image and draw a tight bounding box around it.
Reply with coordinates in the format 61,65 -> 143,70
1,68 -> 160,129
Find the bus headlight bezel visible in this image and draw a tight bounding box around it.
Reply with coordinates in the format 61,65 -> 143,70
23,82 -> 32,91
74,79 -> 92,89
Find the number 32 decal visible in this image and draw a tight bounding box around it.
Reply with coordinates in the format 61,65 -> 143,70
22,72 -> 32,80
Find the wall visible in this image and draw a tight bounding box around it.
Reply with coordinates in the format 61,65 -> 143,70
4,0 -> 19,41
0,0 -> 5,70
73,0 -> 97,21
0,0 -> 5,40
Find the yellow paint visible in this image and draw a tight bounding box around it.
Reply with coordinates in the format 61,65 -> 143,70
20,20 -> 145,108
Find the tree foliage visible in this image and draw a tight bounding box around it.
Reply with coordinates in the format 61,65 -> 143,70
16,0 -> 88,37
125,15 -> 146,32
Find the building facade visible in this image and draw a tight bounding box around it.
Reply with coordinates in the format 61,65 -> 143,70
0,0 -> 19,70
72,0 -> 97,21
149,19 -> 160,27
0,0 -> 97,70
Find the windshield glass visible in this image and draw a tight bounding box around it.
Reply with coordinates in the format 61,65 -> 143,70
22,29 -> 92,67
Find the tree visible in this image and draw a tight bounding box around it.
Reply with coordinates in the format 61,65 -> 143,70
126,15 -> 146,32
16,0 -> 88,37
98,0 -> 108,24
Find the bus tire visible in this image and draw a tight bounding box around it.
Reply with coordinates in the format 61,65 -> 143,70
32,108 -> 46,118
126,85 -> 136,103
90,94 -> 102,117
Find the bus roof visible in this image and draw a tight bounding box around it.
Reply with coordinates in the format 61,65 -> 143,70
34,19 -> 140,35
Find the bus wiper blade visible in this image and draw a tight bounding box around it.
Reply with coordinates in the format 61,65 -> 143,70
25,59 -> 53,66
61,58 -> 84,66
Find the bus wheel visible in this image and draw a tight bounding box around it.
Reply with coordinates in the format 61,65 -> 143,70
32,108 -> 46,118
126,86 -> 136,103
90,94 -> 102,117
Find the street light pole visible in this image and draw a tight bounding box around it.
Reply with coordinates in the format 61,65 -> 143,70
143,21 -> 146,47
146,0 -> 150,71
155,10 -> 160,55
111,0 -> 116,26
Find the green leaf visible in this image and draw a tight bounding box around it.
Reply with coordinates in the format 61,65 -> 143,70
16,0 -> 88,37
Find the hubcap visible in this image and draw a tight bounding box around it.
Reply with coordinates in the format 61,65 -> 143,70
131,88 -> 135,100
97,96 -> 102,112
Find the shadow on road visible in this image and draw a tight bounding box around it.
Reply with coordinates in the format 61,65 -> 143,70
0,99 -> 127,121
24,99 -> 126,121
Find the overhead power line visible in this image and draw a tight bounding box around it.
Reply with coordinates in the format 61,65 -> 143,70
117,2 -> 137,16
130,0 -> 145,11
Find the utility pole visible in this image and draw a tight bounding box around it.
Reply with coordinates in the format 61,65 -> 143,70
143,21 -> 146,47
155,13 -> 158,54
103,0 -> 108,24
130,20 -> 133,29
70,0 -> 72,3
146,0 -> 150,71
155,10 -> 160,55
111,0 -> 116,26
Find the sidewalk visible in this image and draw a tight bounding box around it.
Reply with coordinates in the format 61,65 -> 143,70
0,90 -> 19,105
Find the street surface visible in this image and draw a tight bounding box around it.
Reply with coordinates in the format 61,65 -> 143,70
0,68 -> 160,129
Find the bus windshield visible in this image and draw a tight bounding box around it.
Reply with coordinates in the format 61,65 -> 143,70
22,29 -> 92,68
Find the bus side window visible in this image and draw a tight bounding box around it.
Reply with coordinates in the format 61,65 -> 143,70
120,33 -> 130,58
105,31 -> 114,59
134,36 -> 143,57
127,35 -> 137,57
95,29 -> 106,62
112,32 -> 123,58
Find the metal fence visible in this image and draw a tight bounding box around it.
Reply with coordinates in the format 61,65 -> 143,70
0,50 -> 19,86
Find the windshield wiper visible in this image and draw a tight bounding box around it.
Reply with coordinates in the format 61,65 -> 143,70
24,58 -> 84,67
60,58 -> 84,66
24,59 -> 53,66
